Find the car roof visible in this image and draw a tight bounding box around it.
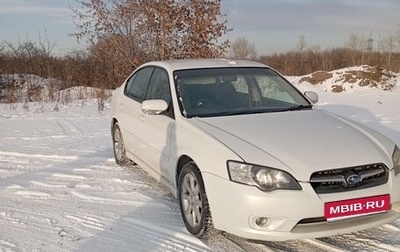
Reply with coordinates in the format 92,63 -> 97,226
141,58 -> 268,71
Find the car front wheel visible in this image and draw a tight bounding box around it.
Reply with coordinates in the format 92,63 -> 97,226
112,122 -> 128,165
178,162 -> 212,238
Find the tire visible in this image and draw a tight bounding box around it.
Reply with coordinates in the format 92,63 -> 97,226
112,123 -> 128,165
178,162 -> 212,238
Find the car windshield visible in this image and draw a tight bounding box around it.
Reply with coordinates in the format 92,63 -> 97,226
174,67 -> 311,118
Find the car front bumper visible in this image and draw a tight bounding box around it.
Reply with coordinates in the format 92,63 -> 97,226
202,171 -> 400,241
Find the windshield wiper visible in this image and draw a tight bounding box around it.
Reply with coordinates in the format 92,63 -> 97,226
220,108 -> 286,116
210,106 -> 312,116
187,105 -> 313,118
283,104 -> 313,111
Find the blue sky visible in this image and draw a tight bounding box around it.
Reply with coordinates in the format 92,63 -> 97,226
0,0 -> 399,56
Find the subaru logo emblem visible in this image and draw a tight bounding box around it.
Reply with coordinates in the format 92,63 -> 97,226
346,174 -> 362,185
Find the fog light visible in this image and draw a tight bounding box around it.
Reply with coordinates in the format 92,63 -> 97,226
255,217 -> 269,227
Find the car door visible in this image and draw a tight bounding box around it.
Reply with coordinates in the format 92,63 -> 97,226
118,67 -> 154,160
139,67 -> 175,182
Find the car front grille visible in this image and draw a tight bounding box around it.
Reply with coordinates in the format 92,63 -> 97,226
310,163 -> 389,194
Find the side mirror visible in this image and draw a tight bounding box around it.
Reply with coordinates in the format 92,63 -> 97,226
141,99 -> 168,115
304,91 -> 318,104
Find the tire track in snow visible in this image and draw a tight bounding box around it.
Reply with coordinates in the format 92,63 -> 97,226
305,239 -> 348,252
219,234 -> 275,252
0,114 -> 12,119
30,181 -> 67,188
52,173 -> 87,180
70,190 -> 176,212
66,214 -> 106,231
382,223 -> 400,232
122,217 -> 211,252
0,151 -> 77,161
76,215 -> 212,252
0,239 -> 20,252
15,190 -> 51,198
237,238 -> 343,252
55,120 -> 84,135
0,210 -> 27,228
316,226 -> 400,252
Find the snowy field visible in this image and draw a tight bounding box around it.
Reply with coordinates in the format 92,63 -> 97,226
1,78 -> 400,251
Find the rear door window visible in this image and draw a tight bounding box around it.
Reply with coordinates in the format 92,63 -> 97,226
126,67 -> 154,102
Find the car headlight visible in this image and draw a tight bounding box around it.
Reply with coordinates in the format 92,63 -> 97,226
227,161 -> 302,192
393,145 -> 400,176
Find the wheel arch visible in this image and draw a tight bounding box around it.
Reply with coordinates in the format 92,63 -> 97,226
175,155 -> 194,187
111,118 -> 119,135
111,118 -> 118,128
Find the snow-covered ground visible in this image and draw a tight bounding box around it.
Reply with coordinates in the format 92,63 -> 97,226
0,71 -> 400,251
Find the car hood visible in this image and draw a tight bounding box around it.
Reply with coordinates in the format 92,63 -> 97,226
190,109 -> 393,181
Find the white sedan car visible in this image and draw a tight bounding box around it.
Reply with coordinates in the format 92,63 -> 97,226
111,59 -> 400,241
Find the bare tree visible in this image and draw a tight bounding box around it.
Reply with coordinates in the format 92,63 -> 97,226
37,30 -> 56,76
345,32 -> 365,65
296,35 -> 307,52
397,25 -> 400,72
397,25 -> 400,49
380,35 -> 396,70
37,30 -> 56,59
72,0 -> 230,68
1,33 -> 57,77
229,37 -> 257,60
296,35 -> 307,75
0,42 -> 4,73
4,39 -> 39,74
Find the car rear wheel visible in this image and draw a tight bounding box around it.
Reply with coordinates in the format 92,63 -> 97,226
112,123 -> 128,165
178,162 -> 212,237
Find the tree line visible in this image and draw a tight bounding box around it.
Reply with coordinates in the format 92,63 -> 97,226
230,34 -> 400,76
